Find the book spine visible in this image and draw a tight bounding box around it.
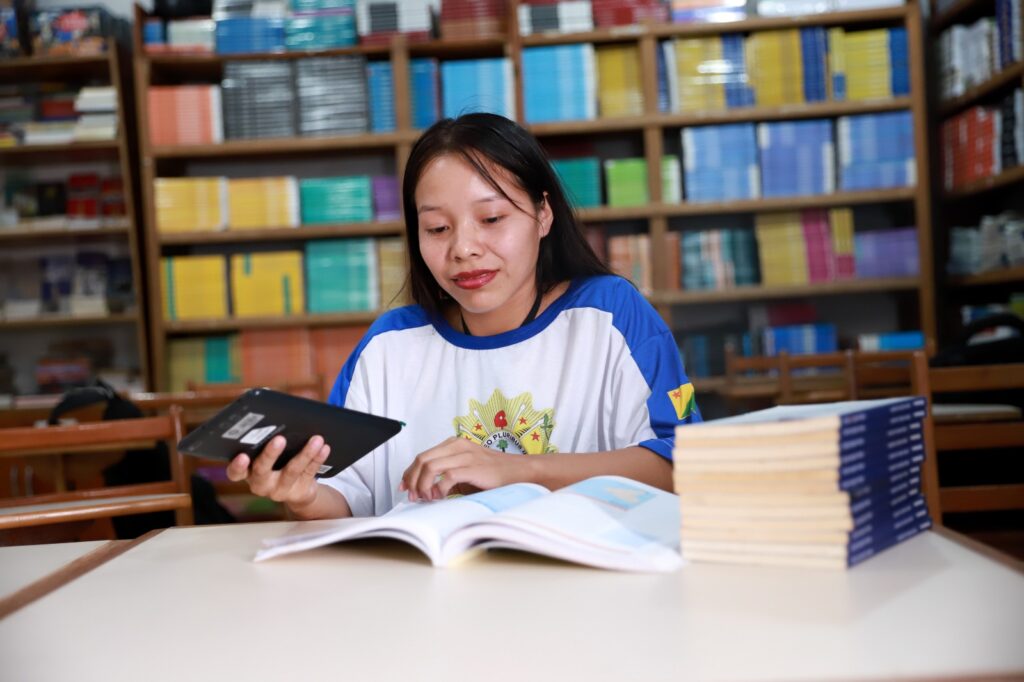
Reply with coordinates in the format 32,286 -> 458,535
838,397 -> 927,433
847,498 -> 932,566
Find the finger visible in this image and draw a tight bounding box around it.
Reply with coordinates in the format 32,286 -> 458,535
276,435 -> 324,493
403,438 -> 464,499
414,452 -> 475,500
226,453 -> 251,482
436,467 -> 473,498
251,435 -> 287,477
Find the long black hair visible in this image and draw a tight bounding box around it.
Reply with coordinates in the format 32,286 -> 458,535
402,113 -> 613,315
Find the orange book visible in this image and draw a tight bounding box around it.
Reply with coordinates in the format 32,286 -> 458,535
311,325 -> 372,399
240,328 -> 314,389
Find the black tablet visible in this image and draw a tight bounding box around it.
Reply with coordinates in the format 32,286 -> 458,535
177,388 -> 403,479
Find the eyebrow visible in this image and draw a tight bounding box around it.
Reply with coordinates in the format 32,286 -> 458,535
417,195 -> 504,215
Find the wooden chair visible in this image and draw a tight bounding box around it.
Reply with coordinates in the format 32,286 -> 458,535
0,406 -> 192,543
722,346 -> 784,413
910,352 -> 1024,524
851,350 -> 917,400
778,351 -> 855,404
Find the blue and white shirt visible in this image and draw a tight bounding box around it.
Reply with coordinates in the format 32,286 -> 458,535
323,275 -> 701,516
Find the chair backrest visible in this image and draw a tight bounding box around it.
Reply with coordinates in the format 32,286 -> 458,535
723,346 -> 784,406
851,350 -> 917,400
0,407 -> 193,537
910,352 -> 1024,522
777,351 -> 855,404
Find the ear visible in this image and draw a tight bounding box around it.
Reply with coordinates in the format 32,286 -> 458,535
537,192 -> 553,238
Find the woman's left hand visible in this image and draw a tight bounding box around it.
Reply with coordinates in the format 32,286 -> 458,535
399,437 -> 531,501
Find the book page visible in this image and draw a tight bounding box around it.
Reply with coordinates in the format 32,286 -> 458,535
444,476 -> 683,572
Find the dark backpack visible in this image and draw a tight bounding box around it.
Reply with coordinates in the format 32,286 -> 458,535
48,379 -> 235,538
931,313 -> 1024,368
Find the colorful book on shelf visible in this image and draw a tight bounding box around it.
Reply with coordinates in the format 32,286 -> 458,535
285,11 -> 357,51
604,158 -> 649,207
762,323 -> 838,356
829,27 -> 908,102
608,233 -> 653,294
299,176 -> 374,224
161,255 -> 229,321
673,397 -> 931,569
239,328 -> 315,388
682,123 -> 760,202
596,43 -> 643,118
367,60 -> 396,133
522,45 -> 595,123
226,177 -> 300,230
377,237 -> 407,309
552,157 -> 602,209
662,37 -> 728,112
167,335 -> 241,392
147,86 -> 223,146
230,251 -> 305,318
663,156 -> 683,204
839,111 -> 916,191
858,330 -> 924,351
222,61 -> 297,141
745,29 -> 806,106
305,239 -> 379,313
256,475 -> 683,572
441,57 -> 515,121
311,324 -> 371,398
409,58 -> 441,130
154,178 -> 228,233
518,1 -> 595,36
757,119 -> 835,197
295,56 -> 370,137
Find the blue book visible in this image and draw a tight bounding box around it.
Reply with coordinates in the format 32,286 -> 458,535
409,58 -> 439,129
367,61 -> 395,133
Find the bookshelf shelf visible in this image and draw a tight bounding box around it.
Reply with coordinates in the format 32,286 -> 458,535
658,188 -> 916,216
649,277 -> 920,305
158,221 -> 404,246
151,132 -> 415,159
938,61 -> 1024,118
931,0 -> 995,32
530,117 -> 648,136
0,313 -> 140,330
0,52 -> 110,83
0,140 -> 120,160
949,266 -> 1024,286
0,223 -> 131,244
165,311 -> 380,334
944,165 -> 1024,199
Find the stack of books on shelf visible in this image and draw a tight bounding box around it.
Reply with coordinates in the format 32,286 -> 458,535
663,35 -> 753,111
231,251 -> 305,317
367,61 -> 396,132
154,178 -> 228,233
948,211 -> 1024,276
441,58 -> 515,120
762,322 -> 837,354
682,123 -> 760,202
226,177 -> 300,230
518,1 -> 593,35
838,111 -> 915,190
377,237 -> 407,308
357,0 -> 432,45
552,157 -> 602,208
296,56 -> 369,137
372,176 -> 401,221
167,335 -> 240,391
670,0 -> 747,23
144,17 -> 217,54
604,158 -> 648,207
758,119 -> 835,197
679,228 -> 759,291
161,255 -> 230,321
72,86 -> 118,142
674,397 -> 932,570
214,15 -> 286,54
755,209 -> 856,286
592,0 -> 668,25
830,27 -> 908,101
858,330 -> 925,351
286,0 -> 357,51
3,174 -> 127,230
595,44 -> 643,118
222,61 -> 297,140
663,156 -> 682,203
307,239 -> 380,313
410,58 -> 442,129
745,29 -> 826,106
31,7 -> 118,56
440,0 -> 507,39
299,176 -> 374,224
147,85 -> 223,146
522,45 -> 596,123
756,0 -> 904,17
941,90 -> 1023,191
938,3 -> 1021,102
608,233 -> 652,294
854,228 -> 919,278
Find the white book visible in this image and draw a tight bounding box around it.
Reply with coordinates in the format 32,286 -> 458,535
256,476 -> 683,572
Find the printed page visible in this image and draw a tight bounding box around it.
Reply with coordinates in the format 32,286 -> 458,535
443,476 -> 684,572
255,483 -> 547,564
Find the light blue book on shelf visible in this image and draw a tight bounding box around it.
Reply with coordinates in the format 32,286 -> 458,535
410,58 -> 440,129
441,58 -> 513,120
305,239 -> 379,312
367,61 -> 396,132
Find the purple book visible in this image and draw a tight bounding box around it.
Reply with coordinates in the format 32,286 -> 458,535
372,176 -> 401,222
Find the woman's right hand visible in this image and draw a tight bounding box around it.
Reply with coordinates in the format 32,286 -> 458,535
225,435 -> 331,508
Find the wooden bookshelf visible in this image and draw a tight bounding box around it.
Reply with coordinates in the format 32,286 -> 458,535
949,266 -> 1024,287
0,313 -> 140,331
649,277 -> 921,305
165,312 -> 379,334
0,39 -> 150,391
944,165 -> 1024,199
938,61 -> 1024,118
158,221 -> 404,246
133,1 -> 938,389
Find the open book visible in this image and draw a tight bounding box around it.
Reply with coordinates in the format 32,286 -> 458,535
255,476 -> 683,572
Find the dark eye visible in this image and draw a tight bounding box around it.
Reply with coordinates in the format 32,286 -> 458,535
483,215 -> 504,225
425,225 -> 448,235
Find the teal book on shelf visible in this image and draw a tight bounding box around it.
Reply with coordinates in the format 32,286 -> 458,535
305,238 -> 380,313
299,176 -> 374,224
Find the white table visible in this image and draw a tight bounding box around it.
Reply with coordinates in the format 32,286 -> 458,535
0,522 -> 1022,682
0,540 -> 107,599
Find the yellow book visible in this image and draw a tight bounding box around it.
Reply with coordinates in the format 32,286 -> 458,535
155,177 -> 227,233
230,251 -> 305,317
747,30 -> 804,106
377,237 -> 408,309
227,177 -> 300,230
830,208 -> 855,257
673,38 -> 726,111
161,255 -> 229,320
167,338 -> 206,393
597,43 -> 644,117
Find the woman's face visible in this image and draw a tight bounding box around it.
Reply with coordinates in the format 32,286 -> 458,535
415,153 -> 552,327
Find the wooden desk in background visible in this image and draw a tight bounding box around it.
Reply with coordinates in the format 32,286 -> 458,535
0,522 -> 1022,681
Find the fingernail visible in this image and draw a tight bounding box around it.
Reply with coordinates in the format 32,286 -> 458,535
273,436 -> 286,448
319,446 -> 330,459
398,481 -> 406,491
311,436 -> 324,449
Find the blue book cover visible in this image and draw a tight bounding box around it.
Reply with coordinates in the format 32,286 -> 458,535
367,61 -> 395,133
888,28 -> 910,96
409,58 -> 439,129
847,495 -> 932,566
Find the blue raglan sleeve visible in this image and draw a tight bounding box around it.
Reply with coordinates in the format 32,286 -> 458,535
629,330 -> 703,460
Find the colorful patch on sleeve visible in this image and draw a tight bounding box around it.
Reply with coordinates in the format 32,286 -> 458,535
668,383 -> 695,421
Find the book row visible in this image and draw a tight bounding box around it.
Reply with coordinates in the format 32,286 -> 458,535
937,0 -> 1021,102
160,237 -> 406,320
0,85 -> 118,148
154,175 -> 398,233
940,89 -> 1023,191
948,211 -> 1024,277
1,173 -> 127,230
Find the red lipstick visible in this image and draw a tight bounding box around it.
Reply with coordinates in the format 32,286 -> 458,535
453,270 -> 497,289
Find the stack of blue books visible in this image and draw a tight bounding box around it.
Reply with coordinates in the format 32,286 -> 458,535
522,45 -> 596,123
681,123 -> 760,202
215,17 -> 286,53
674,397 -> 932,570
800,27 -> 828,102
721,34 -> 755,108
221,61 -> 296,140
758,119 -> 835,197
680,228 -> 759,291
440,58 -> 515,120
838,111 -> 915,191
762,322 -> 838,355
367,61 -> 396,133
409,58 -> 441,130
295,56 -> 368,137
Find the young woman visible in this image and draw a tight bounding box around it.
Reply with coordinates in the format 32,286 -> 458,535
226,113 -> 701,518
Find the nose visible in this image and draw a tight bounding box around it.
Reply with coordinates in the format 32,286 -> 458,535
450,221 -> 483,260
